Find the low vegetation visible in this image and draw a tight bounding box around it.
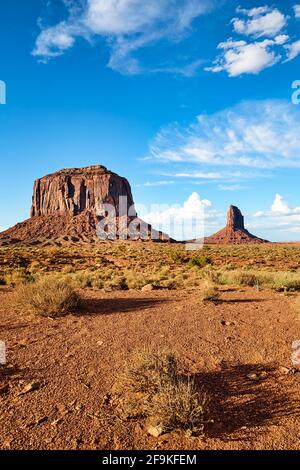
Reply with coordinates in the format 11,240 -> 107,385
2,243 -> 300,293
115,350 -> 208,435
199,280 -> 220,302
14,275 -> 80,318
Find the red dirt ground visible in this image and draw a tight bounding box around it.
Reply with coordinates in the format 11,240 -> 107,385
0,286 -> 300,450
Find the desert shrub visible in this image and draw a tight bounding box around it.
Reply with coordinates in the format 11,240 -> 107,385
29,261 -> 41,274
231,271 -> 260,287
5,268 -> 36,286
188,254 -> 212,268
116,350 -> 208,435
61,265 -> 75,274
169,250 -> 187,264
218,270 -> 300,292
0,277 -> 6,286
202,268 -> 222,284
14,275 -> 80,318
267,272 -> 300,292
199,280 -> 219,301
105,275 -> 128,291
151,378 -> 207,434
124,271 -> 147,290
118,350 -> 178,395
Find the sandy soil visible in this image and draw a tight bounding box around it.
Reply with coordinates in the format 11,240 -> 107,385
0,285 -> 300,450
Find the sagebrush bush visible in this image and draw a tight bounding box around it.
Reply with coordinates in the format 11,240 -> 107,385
199,280 -> 219,302
188,254 -> 212,268
5,268 -> 35,286
116,350 -> 208,435
14,275 -> 80,318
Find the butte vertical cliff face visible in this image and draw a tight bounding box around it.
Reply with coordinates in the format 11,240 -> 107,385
204,205 -> 268,244
0,165 -> 172,243
30,165 -> 136,218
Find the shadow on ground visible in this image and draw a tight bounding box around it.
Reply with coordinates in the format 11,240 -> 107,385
193,363 -> 300,440
78,297 -> 171,316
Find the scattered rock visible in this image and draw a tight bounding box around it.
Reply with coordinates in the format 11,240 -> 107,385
259,371 -> 268,380
56,403 -> 69,416
147,425 -> 163,438
221,320 -> 236,326
17,381 -> 41,396
51,418 -> 63,427
247,373 -> 259,381
247,371 -> 268,382
278,366 -> 292,375
142,284 -> 154,292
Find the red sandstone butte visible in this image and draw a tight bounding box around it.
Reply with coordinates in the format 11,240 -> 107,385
0,165 -> 172,244
204,205 -> 268,244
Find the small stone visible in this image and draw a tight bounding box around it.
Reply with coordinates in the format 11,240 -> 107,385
221,320 -> 236,326
259,371 -> 268,380
96,341 -> 104,346
18,381 -> 41,396
142,284 -> 154,292
51,418 -> 63,427
279,366 -> 291,375
147,425 -> 163,438
247,373 -> 259,381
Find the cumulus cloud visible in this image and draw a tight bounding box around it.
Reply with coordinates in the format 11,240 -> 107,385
285,39 -> 300,61
33,0 -> 215,73
232,7 -> 287,38
294,4 -> 300,18
149,100 -> 300,174
205,37 -> 285,76
254,193 -> 300,219
206,5 -> 300,77
141,192 -> 221,240
252,194 -> 300,238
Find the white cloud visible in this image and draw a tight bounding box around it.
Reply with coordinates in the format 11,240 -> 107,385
285,39 -> 300,61
206,38 -> 282,76
33,0 -> 214,73
33,22 -> 77,58
218,184 -> 248,191
232,7 -> 287,38
252,194 -> 300,238
206,5 -> 300,77
141,192 -> 220,240
294,4 -> 300,18
136,180 -> 175,187
271,194 -> 291,214
149,100 -> 300,173
163,171 -> 224,179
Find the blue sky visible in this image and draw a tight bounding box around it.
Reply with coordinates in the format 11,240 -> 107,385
1,0 -> 300,240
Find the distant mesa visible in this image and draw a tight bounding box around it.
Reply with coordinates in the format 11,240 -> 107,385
0,165 -> 269,246
0,165 -> 173,245
204,205 -> 268,245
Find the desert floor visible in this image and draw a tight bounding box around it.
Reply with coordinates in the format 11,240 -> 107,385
1,283 -> 300,450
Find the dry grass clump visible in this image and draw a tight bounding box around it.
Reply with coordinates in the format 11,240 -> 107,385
116,350 -> 208,435
5,268 -> 35,287
199,280 -> 219,302
218,269 -> 300,292
14,275 -> 80,318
